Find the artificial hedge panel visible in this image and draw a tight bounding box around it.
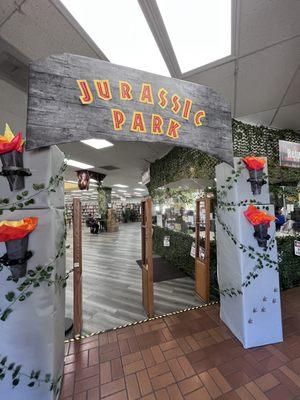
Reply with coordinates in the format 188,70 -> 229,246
147,119 -> 300,196
153,226 -> 300,300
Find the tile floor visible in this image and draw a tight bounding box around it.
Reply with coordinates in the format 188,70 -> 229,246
60,286 -> 300,399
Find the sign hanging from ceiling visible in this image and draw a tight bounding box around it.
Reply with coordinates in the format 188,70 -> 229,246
279,140 -> 300,168
26,53 -> 233,163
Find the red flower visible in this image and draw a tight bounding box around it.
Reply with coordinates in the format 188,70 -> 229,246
244,205 -> 275,226
242,156 -> 265,171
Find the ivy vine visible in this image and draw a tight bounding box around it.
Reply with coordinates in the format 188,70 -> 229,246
0,159 -> 67,214
0,355 -> 62,394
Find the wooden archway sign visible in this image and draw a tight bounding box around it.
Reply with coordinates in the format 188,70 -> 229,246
25,53 -> 232,329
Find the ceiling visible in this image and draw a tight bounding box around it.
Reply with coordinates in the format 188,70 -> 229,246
0,0 -> 299,196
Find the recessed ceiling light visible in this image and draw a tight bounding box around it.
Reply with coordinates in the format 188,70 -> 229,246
65,159 -> 94,169
138,182 -> 143,185
134,188 -> 146,191
60,0 -> 169,76
81,139 -> 113,150
113,184 -> 128,188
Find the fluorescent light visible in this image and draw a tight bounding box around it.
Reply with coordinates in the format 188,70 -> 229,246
60,0 -> 169,76
157,0 -> 231,72
113,184 -> 128,188
65,180 -> 78,184
117,190 -> 127,193
138,182 -> 143,185
65,159 -> 94,169
134,188 -> 146,191
81,139 -> 113,150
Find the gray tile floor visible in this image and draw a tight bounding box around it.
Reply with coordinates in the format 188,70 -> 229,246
65,222 -> 204,334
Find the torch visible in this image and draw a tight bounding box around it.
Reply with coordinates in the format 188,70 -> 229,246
244,205 -> 275,250
0,124 -> 31,191
242,157 -> 266,195
0,217 -> 38,279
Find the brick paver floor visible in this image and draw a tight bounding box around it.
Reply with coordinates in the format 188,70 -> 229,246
60,286 -> 300,399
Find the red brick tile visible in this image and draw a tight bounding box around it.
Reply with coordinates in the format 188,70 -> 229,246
100,361 -> 112,384
60,372 -> 75,398
272,368 -> 300,396
159,340 -> 178,352
123,359 -> 145,375
208,367 -> 232,394
141,349 -> 156,368
101,377 -> 125,398
147,361 -> 169,379
125,373 -> 140,400
179,375 -> 203,395
74,392 -> 87,400
163,346 -> 184,361
151,371 -> 175,391
185,386 -> 212,400
87,387 -> 100,400
245,382 -> 269,400
136,369 -> 152,396
89,348 -> 100,366
177,355 -> 195,378
199,371 -> 222,399
259,355 -> 286,372
74,375 -> 99,394
102,390 -> 128,400
235,386 -> 255,399
167,358 -> 186,381
226,371 -> 251,389
111,358 -> 124,380
265,383 -> 295,400
122,352 -> 142,366
150,345 -> 165,364
76,365 -> 99,381
140,394 -> 155,400
167,383 -> 184,399
154,388 -> 170,400
255,373 -> 280,392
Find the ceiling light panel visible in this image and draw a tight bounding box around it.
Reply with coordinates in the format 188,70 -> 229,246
65,159 -> 94,169
157,0 -> 232,72
81,139 -> 113,149
60,0 -> 169,76
113,184 -> 128,188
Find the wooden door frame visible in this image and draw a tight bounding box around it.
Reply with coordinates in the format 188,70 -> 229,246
195,197 -> 211,302
141,197 -> 154,318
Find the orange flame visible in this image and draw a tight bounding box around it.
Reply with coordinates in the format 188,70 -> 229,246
0,124 -> 25,155
244,205 -> 275,226
242,156 -> 265,171
0,217 -> 38,242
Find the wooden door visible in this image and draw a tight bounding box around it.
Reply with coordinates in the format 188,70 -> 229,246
141,198 -> 154,318
195,198 -> 211,302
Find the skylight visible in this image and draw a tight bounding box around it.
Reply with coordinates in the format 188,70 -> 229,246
157,0 -> 232,72
81,139 -> 113,150
61,0 -> 169,76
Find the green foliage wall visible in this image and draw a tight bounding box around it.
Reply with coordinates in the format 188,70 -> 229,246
153,226 -> 300,299
147,120 -> 300,196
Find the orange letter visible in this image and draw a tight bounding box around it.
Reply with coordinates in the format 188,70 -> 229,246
119,81 -> 133,100
139,83 -> 154,104
94,80 -> 112,100
194,110 -> 206,126
151,114 -> 164,135
182,98 -> 193,120
131,112 -> 146,133
111,109 -> 126,131
171,94 -> 181,114
166,119 -> 181,139
77,80 -> 93,104
158,88 -> 168,109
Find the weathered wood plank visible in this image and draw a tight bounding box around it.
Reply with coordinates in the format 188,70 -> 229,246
26,53 -> 233,163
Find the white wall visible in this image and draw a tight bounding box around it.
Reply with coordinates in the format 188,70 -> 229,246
0,78 -> 27,133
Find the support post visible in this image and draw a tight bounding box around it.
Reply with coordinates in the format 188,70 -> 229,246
73,198 -> 82,336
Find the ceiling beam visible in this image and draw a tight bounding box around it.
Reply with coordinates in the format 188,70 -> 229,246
138,0 -> 182,78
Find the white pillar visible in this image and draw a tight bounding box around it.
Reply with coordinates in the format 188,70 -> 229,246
215,157 -> 283,348
0,146 -> 65,399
